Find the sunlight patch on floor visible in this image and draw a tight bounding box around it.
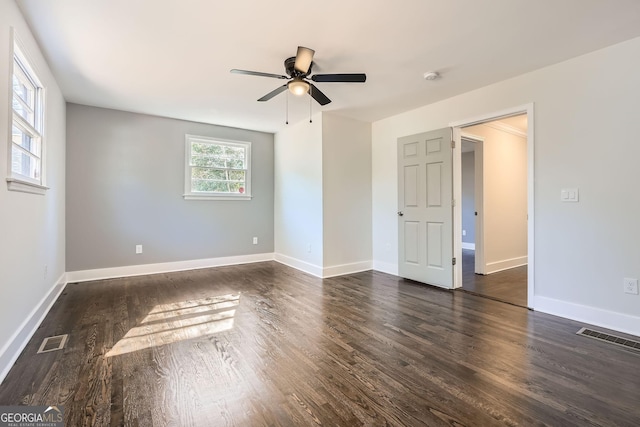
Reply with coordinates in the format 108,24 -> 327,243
106,294 -> 240,357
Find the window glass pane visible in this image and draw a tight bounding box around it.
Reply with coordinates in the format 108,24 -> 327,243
12,71 -> 35,107
12,125 -> 40,156
191,142 -> 223,156
11,148 -> 40,180
227,170 -> 245,181
191,167 -> 228,180
191,154 -> 227,168
228,181 -> 245,193
226,158 -> 245,169
190,142 -> 245,169
224,145 -> 245,160
192,180 -> 231,193
191,169 -> 246,193
12,95 -> 35,125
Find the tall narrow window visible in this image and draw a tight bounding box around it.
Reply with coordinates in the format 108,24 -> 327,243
8,39 -> 46,193
184,135 -> 252,200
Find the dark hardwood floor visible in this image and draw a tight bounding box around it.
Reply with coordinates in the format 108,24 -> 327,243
461,249 -> 528,307
1,261 -> 639,426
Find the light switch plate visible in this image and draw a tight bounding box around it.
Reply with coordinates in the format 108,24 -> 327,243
561,188 -> 579,202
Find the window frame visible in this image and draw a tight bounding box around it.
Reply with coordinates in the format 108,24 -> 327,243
183,134 -> 252,201
7,30 -> 47,195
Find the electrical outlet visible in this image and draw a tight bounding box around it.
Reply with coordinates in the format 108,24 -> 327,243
624,278 -> 638,295
462,229 -> 466,236
307,244 -> 312,253
253,237 -> 258,245
136,244 -> 143,254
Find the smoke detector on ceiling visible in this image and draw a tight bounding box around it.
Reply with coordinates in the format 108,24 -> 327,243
423,71 -> 440,81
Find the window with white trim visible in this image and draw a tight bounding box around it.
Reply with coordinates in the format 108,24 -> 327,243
9,40 -> 45,193
184,135 -> 251,200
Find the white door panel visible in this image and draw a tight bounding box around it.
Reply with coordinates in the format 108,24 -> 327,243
404,165 -> 419,207
398,128 -> 453,288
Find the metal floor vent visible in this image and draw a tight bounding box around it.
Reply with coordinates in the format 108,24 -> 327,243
576,328 -> 640,352
37,334 -> 68,354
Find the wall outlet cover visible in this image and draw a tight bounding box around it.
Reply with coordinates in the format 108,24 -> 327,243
623,278 -> 639,295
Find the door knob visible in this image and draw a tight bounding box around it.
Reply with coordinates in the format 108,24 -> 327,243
397,211 -> 404,216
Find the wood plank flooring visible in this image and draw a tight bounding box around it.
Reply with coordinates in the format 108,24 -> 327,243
1,261 -> 639,426
460,249 -> 528,307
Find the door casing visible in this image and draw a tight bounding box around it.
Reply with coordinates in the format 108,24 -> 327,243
450,104 -> 535,308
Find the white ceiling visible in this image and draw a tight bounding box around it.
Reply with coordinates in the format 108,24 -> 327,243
16,0 -> 640,133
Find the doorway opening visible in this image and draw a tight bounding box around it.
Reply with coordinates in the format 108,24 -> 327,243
452,106 -> 532,308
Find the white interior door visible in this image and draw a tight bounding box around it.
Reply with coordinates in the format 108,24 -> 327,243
398,128 -> 454,288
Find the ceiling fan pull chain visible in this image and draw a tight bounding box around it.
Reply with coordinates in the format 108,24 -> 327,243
286,91 -> 289,125
309,91 -> 312,123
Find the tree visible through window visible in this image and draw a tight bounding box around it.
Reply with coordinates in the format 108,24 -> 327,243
184,135 -> 251,200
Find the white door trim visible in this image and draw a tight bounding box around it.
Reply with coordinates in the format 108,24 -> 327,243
450,103 -> 535,308
461,133 -> 485,275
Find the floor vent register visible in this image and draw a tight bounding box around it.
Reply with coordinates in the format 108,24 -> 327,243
37,334 -> 68,354
576,328 -> 640,353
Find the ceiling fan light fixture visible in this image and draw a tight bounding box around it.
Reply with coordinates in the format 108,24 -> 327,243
288,78 -> 309,96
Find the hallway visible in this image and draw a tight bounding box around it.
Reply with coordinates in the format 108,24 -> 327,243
460,249 -> 527,307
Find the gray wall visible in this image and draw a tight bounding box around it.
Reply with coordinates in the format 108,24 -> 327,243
66,104 -> 274,271
461,151 -> 475,244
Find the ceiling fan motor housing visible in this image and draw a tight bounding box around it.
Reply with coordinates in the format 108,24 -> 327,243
285,57 -> 312,77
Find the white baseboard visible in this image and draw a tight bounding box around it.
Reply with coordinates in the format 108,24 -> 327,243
66,253 -> 275,283
323,261 -> 372,278
462,242 -> 476,250
372,260 -> 398,276
534,296 -> 640,337
274,253 -> 323,278
485,256 -> 527,274
0,273 -> 67,384
274,255 -> 372,278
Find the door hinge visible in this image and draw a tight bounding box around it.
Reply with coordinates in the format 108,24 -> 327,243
451,140 -> 455,149
452,199 -> 456,207
452,257 -> 457,265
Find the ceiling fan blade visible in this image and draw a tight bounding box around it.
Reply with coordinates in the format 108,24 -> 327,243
294,46 -> 315,73
231,69 -> 288,79
311,73 -> 367,83
258,85 -> 288,102
309,83 -> 331,105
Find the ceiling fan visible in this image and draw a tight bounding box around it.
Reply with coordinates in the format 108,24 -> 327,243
230,46 -> 366,106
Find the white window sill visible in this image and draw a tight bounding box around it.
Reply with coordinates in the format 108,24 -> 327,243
6,178 -> 49,195
183,194 -> 252,201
